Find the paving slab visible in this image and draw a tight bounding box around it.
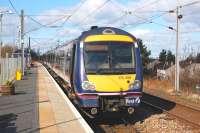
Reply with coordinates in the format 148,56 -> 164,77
37,63 -> 93,133
0,67 -> 39,133
0,63 -> 93,133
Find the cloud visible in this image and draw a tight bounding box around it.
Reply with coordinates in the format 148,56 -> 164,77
35,8 -> 71,26
57,28 -> 81,38
130,29 -> 151,38
1,0 -> 200,55
3,0 -> 200,35
130,27 -> 200,58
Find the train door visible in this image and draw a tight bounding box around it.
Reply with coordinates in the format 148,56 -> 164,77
69,43 -> 76,86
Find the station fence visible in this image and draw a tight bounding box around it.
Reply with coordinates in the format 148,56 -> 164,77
0,57 -> 21,85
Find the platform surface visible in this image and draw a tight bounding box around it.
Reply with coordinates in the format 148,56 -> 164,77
0,63 -> 93,133
0,66 -> 39,133
37,63 -> 92,133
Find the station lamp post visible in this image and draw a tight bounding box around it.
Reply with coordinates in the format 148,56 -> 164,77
0,10 -> 13,59
0,10 -> 13,85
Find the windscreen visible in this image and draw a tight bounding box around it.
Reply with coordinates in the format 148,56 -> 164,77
83,42 -> 135,74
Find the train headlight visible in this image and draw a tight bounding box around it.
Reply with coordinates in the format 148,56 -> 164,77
129,80 -> 141,89
82,81 -> 96,90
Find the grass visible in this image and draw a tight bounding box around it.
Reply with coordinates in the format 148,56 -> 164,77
144,78 -> 174,93
144,77 -> 200,104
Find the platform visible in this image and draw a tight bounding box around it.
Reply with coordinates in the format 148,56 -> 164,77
0,64 -> 39,133
0,63 -> 93,133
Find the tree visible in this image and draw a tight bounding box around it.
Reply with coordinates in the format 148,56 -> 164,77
186,54 -> 194,63
166,50 -> 175,64
30,49 -> 39,60
1,45 -> 14,58
159,49 -> 167,63
137,39 -> 151,67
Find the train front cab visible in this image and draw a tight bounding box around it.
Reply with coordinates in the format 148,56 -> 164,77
73,28 -> 143,116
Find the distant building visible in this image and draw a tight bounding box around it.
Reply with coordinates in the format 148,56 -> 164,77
146,59 -> 160,71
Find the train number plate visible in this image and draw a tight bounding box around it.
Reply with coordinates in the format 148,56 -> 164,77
125,97 -> 140,105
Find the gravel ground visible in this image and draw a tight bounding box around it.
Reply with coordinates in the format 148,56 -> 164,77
134,114 -> 200,133
84,97 -> 200,133
97,114 -> 200,133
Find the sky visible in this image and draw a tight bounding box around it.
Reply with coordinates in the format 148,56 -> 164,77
0,0 -> 200,58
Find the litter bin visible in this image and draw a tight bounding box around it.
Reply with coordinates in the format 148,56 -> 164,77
16,71 -> 22,80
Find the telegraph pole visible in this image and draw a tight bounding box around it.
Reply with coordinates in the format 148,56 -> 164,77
175,6 -> 182,94
0,10 -> 13,69
28,37 -> 31,66
28,37 -> 30,52
0,14 -> 3,62
20,10 -> 24,76
0,14 -> 2,84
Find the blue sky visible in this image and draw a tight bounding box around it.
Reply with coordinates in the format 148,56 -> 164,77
1,0 -> 79,14
0,0 -> 200,58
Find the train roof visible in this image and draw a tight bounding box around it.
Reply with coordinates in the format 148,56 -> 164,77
46,27 -> 137,53
78,27 -> 136,42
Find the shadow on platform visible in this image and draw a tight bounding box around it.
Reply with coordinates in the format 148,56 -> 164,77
0,113 -> 17,133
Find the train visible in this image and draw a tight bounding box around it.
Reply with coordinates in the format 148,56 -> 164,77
43,26 -> 143,117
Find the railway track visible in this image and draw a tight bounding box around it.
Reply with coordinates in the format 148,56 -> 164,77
85,113 -> 139,133
44,64 -> 200,132
142,93 -> 200,129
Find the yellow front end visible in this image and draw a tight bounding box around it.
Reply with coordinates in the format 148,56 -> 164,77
87,74 -> 136,92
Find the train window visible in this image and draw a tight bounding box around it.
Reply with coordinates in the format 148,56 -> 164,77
85,44 -> 108,51
111,45 -> 135,69
83,42 -> 135,74
66,51 -> 71,61
84,44 -> 109,72
67,51 -> 71,57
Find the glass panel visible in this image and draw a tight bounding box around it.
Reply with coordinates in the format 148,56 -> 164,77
84,42 -> 135,74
